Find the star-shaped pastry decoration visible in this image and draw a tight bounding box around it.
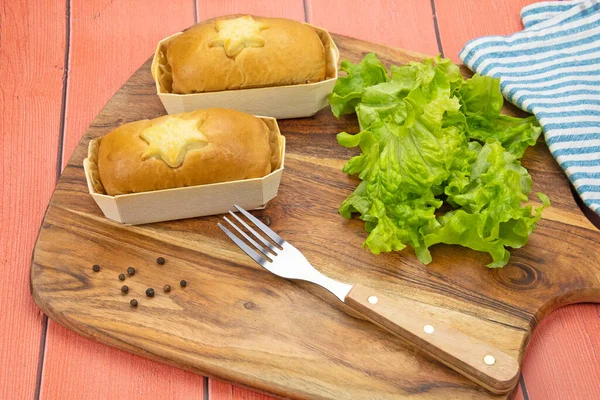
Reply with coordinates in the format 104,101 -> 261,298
209,16 -> 269,58
140,118 -> 207,168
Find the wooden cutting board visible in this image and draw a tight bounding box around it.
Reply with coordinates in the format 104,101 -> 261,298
31,34 -> 600,400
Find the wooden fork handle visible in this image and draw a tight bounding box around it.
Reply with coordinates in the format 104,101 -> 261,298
344,284 -> 520,394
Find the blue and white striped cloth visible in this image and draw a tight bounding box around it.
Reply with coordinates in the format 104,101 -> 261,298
459,0 -> 600,214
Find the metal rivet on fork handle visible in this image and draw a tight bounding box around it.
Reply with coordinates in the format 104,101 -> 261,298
484,355 -> 496,365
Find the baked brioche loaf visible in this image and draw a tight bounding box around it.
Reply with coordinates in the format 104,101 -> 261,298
97,108 -> 280,195
154,15 -> 327,94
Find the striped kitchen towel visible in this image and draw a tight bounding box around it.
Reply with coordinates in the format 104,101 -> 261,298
459,0 -> 600,214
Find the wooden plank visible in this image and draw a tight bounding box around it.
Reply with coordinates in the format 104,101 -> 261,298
0,0 -> 66,399
41,326 -> 205,399
433,0 -> 541,61
207,373 -> 532,399
307,0 -> 439,55
208,368 -> 532,399
197,0 -> 305,21
514,383 -> 525,400
39,1 -> 204,399
198,4 -> 305,399
521,304 -> 600,399
209,380 -> 234,400
210,379 -> 276,400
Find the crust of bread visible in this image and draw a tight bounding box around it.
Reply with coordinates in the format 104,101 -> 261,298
98,108 -> 276,195
162,16 -> 327,94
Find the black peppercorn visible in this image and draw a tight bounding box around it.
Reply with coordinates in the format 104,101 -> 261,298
121,285 -> 129,294
92,264 -> 100,272
127,267 -> 135,276
118,273 -> 125,281
163,284 -> 171,293
156,257 -> 165,265
130,299 -> 138,307
146,288 -> 155,297
180,280 -> 187,288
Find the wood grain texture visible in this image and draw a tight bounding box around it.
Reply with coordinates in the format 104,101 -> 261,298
307,0 -> 440,55
433,0 -> 541,61
345,284 -> 520,394
0,1 -> 66,398
41,326 -> 205,399
30,34 -> 600,400
39,1 -> 205,399
196,0 -> 305,21
521,304 -> 600,399
514,384 -> 525,400
210,379 -> 276,400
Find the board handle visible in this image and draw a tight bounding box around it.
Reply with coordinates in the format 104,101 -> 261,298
344,284 -> 520,394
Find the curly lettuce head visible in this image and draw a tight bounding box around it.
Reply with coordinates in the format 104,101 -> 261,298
331,54 -> 547,268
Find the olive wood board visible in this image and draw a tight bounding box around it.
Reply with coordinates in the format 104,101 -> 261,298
31,33 -> 600,400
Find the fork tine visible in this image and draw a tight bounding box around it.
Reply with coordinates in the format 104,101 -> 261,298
218,223 -> 270,266
234,205 -> 285,246
228,211 -> 279,253
223,216 -> 273,259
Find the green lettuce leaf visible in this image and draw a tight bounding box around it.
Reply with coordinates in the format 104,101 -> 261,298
329,53 -> 389,118
424,141 -> 548,267
457,74 -> 543,158
332,53 -> 548,268
464,115 -> 542,159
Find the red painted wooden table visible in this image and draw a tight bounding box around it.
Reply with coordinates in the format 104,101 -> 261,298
2,0 -> 600,399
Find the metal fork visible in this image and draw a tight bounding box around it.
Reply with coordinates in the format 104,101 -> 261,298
218,205 -> 520,395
